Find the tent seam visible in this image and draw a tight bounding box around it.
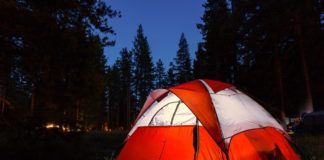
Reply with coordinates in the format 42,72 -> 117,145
198,79 -> 228,153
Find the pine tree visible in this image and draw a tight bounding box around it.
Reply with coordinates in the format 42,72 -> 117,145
106,64 -> 122,128
197,0 -> 236,82
193,42 -> 207,79
233,0 -> 323,116
167,62 -> 176,87
0,0 -> 118,128
174,33 -> 193,84
118,48 -> 133,128
119,48 -> 133,88
154,59 -> 167,88
132,25 -> 154,111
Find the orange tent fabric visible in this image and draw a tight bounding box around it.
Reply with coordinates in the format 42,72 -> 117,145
203,79 -> 232,93
228,127 -> 300,160
169,80 -> 226,150
117,126 -> 226,160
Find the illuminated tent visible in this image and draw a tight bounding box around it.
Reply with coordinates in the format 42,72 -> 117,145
117,79 -> 300,160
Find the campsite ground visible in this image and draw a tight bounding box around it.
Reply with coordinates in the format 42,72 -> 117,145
0,129 -> 127,160
0,129 -> 323,160
292,132 -> 324,160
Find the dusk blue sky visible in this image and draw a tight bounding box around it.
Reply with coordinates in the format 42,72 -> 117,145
104,0 -> 205,66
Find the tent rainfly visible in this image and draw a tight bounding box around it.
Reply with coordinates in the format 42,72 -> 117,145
117,79 -> 300,160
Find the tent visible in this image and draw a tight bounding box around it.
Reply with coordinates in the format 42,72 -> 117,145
117,79 -> 300,160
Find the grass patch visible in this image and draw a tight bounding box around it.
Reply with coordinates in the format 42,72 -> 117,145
292,132 -> 324,160
0,129 -> 127,160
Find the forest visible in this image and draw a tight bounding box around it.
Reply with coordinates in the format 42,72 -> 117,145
0,0 -> 323,132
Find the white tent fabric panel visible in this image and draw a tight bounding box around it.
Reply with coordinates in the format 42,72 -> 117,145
128,93 -> 178,136
138,93 -> 180,126
128,92 -> 200,137
172,103 -> 199,125
149,102 -> 179,126
150,102 -> 200,126
210,88 -> 284,145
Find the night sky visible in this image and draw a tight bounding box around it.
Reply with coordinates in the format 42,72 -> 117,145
104,0 -> 205,66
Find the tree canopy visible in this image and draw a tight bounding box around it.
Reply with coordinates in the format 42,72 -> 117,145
1,0 -> 323,130
0,0 -> 119,129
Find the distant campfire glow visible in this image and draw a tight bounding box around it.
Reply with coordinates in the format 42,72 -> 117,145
62,126 -> 71,132
45,123 -> 60,129
44,123 -> 79,132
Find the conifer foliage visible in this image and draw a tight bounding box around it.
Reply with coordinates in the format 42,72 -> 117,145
195,0 -> 324,116
0,0 -> 119,129
173,33 -> 193,84
132,25 -> 154,111
154,59 -> 167,89
196,0 -> 236,83
1,0 -> 323,130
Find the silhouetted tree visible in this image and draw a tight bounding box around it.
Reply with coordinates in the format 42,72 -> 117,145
196,0 -> 323,117
106,64 -> 122,128
197,0 -> 236,83
132,25 -> 154,111
117,48 -> 133,128
173,33 -> 193,84
167,62 -> 176,87
0,0 -> 118,128
154,59 -> 167,89
193,42 -> 207,79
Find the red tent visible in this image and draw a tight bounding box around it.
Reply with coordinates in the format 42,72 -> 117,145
117,79 -> 300,160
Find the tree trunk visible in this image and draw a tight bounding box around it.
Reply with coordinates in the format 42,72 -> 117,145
76,99 -> 80,127
126,89 -> 131,128
274,39 -> 286,122
296,11 -> 313,113
30,83 -> 36,116
1,100 -> 4,114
